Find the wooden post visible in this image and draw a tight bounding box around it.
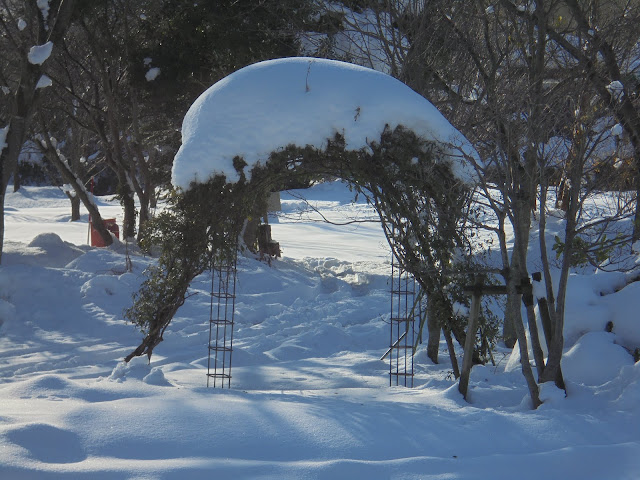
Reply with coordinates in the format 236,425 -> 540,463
458,276 -> 484,400
456,276 -> 543,407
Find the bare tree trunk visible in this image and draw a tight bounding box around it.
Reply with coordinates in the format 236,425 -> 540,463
68,193 -> 81,221
521,277 -> 545,379
507,148 -> 542,407
1,117 -> 28,263
513,307 -> 542,408
459,279 -> 483,400
120,182 -> 136,240
538,182 -> 557,338
443,326 -> 460,378
129,89 -> 152,234
538,164 -> 566,390
426,288 -> 443,364
540,165 -> 582,388
503,285 -> 519,348
12,162 -> 20,192
37,127 -> 112,246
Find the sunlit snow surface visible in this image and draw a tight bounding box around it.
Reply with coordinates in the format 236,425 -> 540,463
172,57 -> 476,188
0,182 -> 639,479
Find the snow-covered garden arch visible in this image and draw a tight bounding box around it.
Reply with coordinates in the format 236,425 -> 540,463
125,57 -> 477,362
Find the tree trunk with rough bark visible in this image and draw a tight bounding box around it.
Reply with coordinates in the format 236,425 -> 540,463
459,279 -> 483,400
521,277 -> 545,379
69,194 -> 81,221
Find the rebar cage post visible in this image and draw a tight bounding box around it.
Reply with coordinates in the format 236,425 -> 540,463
206,247 -> 238,388
389,253 -> 418,387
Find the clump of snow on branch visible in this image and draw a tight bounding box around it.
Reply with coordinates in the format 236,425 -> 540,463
17,18 -> 27,31
37,0 -> 50,27
172,57 -> 477,189
28,42 -> 53,65
145,67 -> 161,82
62,184 -> 76,197
611,123 -> 624,137
36,75 -> 52,89
516,2 -> 536,13
606,80 -> 625,102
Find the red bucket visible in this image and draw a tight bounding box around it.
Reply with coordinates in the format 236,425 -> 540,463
90,218 -> 119,247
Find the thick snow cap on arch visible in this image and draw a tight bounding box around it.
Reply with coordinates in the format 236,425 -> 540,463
172,57 -> 477,189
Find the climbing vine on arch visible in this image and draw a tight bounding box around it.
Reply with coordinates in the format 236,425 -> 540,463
124,125 -> 474,362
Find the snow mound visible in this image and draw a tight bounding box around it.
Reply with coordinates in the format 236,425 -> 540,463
108,359 -> 172,386
600,281 -> 640,350
28,231 -> 71,249
2,233 -> 87,268
538,382 -> 567,407
172,57 -> 476,188
28,232 -> 87,266
66,247 -> 145,274
562,332 -> 634,386
143,367 -> 172,386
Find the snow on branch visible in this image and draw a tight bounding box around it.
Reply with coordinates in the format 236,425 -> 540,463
28,42 -> 53,65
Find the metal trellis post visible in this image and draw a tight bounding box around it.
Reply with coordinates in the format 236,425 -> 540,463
206,247 -> 238,388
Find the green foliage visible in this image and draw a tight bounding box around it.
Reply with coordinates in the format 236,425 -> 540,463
552,234 -> 619,267
124,175 -> 258,346
124,126 -> 472,361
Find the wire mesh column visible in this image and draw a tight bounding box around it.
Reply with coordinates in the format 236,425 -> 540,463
388,254 -> 418,387
207,248 -> 238,388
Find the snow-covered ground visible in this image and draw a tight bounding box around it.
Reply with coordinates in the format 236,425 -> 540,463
1,182 -> 639,479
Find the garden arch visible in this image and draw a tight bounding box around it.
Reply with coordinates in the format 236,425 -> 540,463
124,58 -> 476,383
